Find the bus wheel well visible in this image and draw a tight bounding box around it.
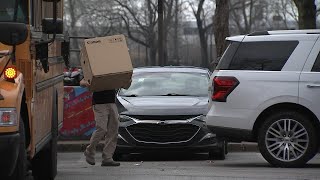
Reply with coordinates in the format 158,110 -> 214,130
252,103 -> 320,142
20,91 -> 30,148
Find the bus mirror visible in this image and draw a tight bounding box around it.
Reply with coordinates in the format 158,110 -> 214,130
35,42 -> 49,73
0,22 -> 28,46
42,18 -> 63,34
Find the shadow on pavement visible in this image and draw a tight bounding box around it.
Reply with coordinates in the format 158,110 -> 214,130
117,152 -> 210,162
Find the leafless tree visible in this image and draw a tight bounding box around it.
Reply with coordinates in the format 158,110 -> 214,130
277,0 -> 298,27
173,0 -> 180,64
114,0 -> 158,65
229,0 -> 266,34
115,0 -> 177,66
293,0 -> 316,29
163,1 -> 175,65
213,0 -> 229,63
189,0 -> 214,68
82,0 -> 120,37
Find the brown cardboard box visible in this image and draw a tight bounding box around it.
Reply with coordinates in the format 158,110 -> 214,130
80,35 -> 133,92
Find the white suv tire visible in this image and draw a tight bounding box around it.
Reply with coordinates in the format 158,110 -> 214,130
258,110 -> 318,168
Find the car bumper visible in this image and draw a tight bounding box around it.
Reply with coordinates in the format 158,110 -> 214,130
116,143 -> 219,154
0,132 -> 20,176
207,125 -> 253,142
205,103 -> 255,130
116,124 -> 219,154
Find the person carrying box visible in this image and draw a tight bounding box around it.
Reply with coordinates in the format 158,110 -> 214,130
79,35 -> 133,166
81,78 -> 131,166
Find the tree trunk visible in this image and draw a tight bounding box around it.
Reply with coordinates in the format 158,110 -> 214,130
150,47 -> 157,66
158,0 -> 164,66
199,33 -> 209,68
173,0 -> 180,65
194,0 -> 209,68
213,0 -> 230,66
67,0 -> 80,66
149,39 -> 157,66
293,0 -> 316,29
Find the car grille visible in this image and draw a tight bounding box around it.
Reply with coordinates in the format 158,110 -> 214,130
128,115 -> 201,120
126,123 -> 200,143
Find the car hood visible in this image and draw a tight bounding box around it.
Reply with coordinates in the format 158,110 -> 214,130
116,96 -> 209,116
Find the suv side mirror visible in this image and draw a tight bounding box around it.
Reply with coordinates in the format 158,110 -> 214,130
0,22 -> 28,46
42,18 -> 63,34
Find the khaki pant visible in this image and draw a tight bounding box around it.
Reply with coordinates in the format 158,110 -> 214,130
85,103 -> 119,161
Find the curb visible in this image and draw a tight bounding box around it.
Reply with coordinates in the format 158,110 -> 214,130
57,141 -> 259,152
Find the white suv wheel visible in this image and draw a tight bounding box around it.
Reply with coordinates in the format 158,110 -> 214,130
258,111 -> 318,168
265,118 -> 309,162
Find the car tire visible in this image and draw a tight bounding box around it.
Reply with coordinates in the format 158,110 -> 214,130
113,152 -> 123,161
225,140 -> 229,155
208,140 -> 226,160
258,110 -> 318,168
8,117 -> 27,180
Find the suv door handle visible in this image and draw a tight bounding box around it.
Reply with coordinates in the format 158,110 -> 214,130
307,84 -> 320,88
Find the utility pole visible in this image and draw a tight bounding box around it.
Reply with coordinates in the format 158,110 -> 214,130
158,0 -> 164,66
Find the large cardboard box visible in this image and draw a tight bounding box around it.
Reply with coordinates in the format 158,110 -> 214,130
80,35 -> 133,92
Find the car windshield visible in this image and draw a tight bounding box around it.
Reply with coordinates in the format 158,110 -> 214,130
0,0 -> 28,23
119,71 -> 209,97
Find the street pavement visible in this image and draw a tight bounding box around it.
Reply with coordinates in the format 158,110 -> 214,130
56,152 -> 320,180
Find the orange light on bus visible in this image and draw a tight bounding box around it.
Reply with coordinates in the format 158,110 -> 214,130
4,67 -> 17,80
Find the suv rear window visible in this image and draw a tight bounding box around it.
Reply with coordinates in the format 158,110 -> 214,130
217,41 -> 298,71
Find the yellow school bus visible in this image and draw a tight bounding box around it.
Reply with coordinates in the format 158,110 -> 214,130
0,0 -> 67,179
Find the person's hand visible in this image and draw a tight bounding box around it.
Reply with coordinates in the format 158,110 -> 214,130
122,79 -> 132,90
80,79 -> 90,87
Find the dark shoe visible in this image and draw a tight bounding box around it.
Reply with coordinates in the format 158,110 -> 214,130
84,151 -> 95,165
101,161 -> 120,166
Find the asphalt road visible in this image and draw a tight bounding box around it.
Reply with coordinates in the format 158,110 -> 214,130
56,152 -> 320,180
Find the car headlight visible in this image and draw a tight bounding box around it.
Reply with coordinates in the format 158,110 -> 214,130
119,115 -> 132,122
0,108 -> 17,126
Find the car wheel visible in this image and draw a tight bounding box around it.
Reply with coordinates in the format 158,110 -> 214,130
113,152 -> 123,161
209,140 -> 226,160
225,140 -> 229,155
258,111 -> 318,168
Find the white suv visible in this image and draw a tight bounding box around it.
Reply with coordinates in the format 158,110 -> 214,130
206,30 -> 320,167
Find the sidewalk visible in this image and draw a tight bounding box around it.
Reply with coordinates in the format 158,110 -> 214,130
57,141 -> 259,152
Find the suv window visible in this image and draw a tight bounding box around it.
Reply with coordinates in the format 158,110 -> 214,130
216,42 -> 240,70
311,52 -> 320,72
225,41 -> 298,71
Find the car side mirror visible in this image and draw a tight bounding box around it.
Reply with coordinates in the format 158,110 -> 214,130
0,22 -> 28,46
42,18 -> 63,34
